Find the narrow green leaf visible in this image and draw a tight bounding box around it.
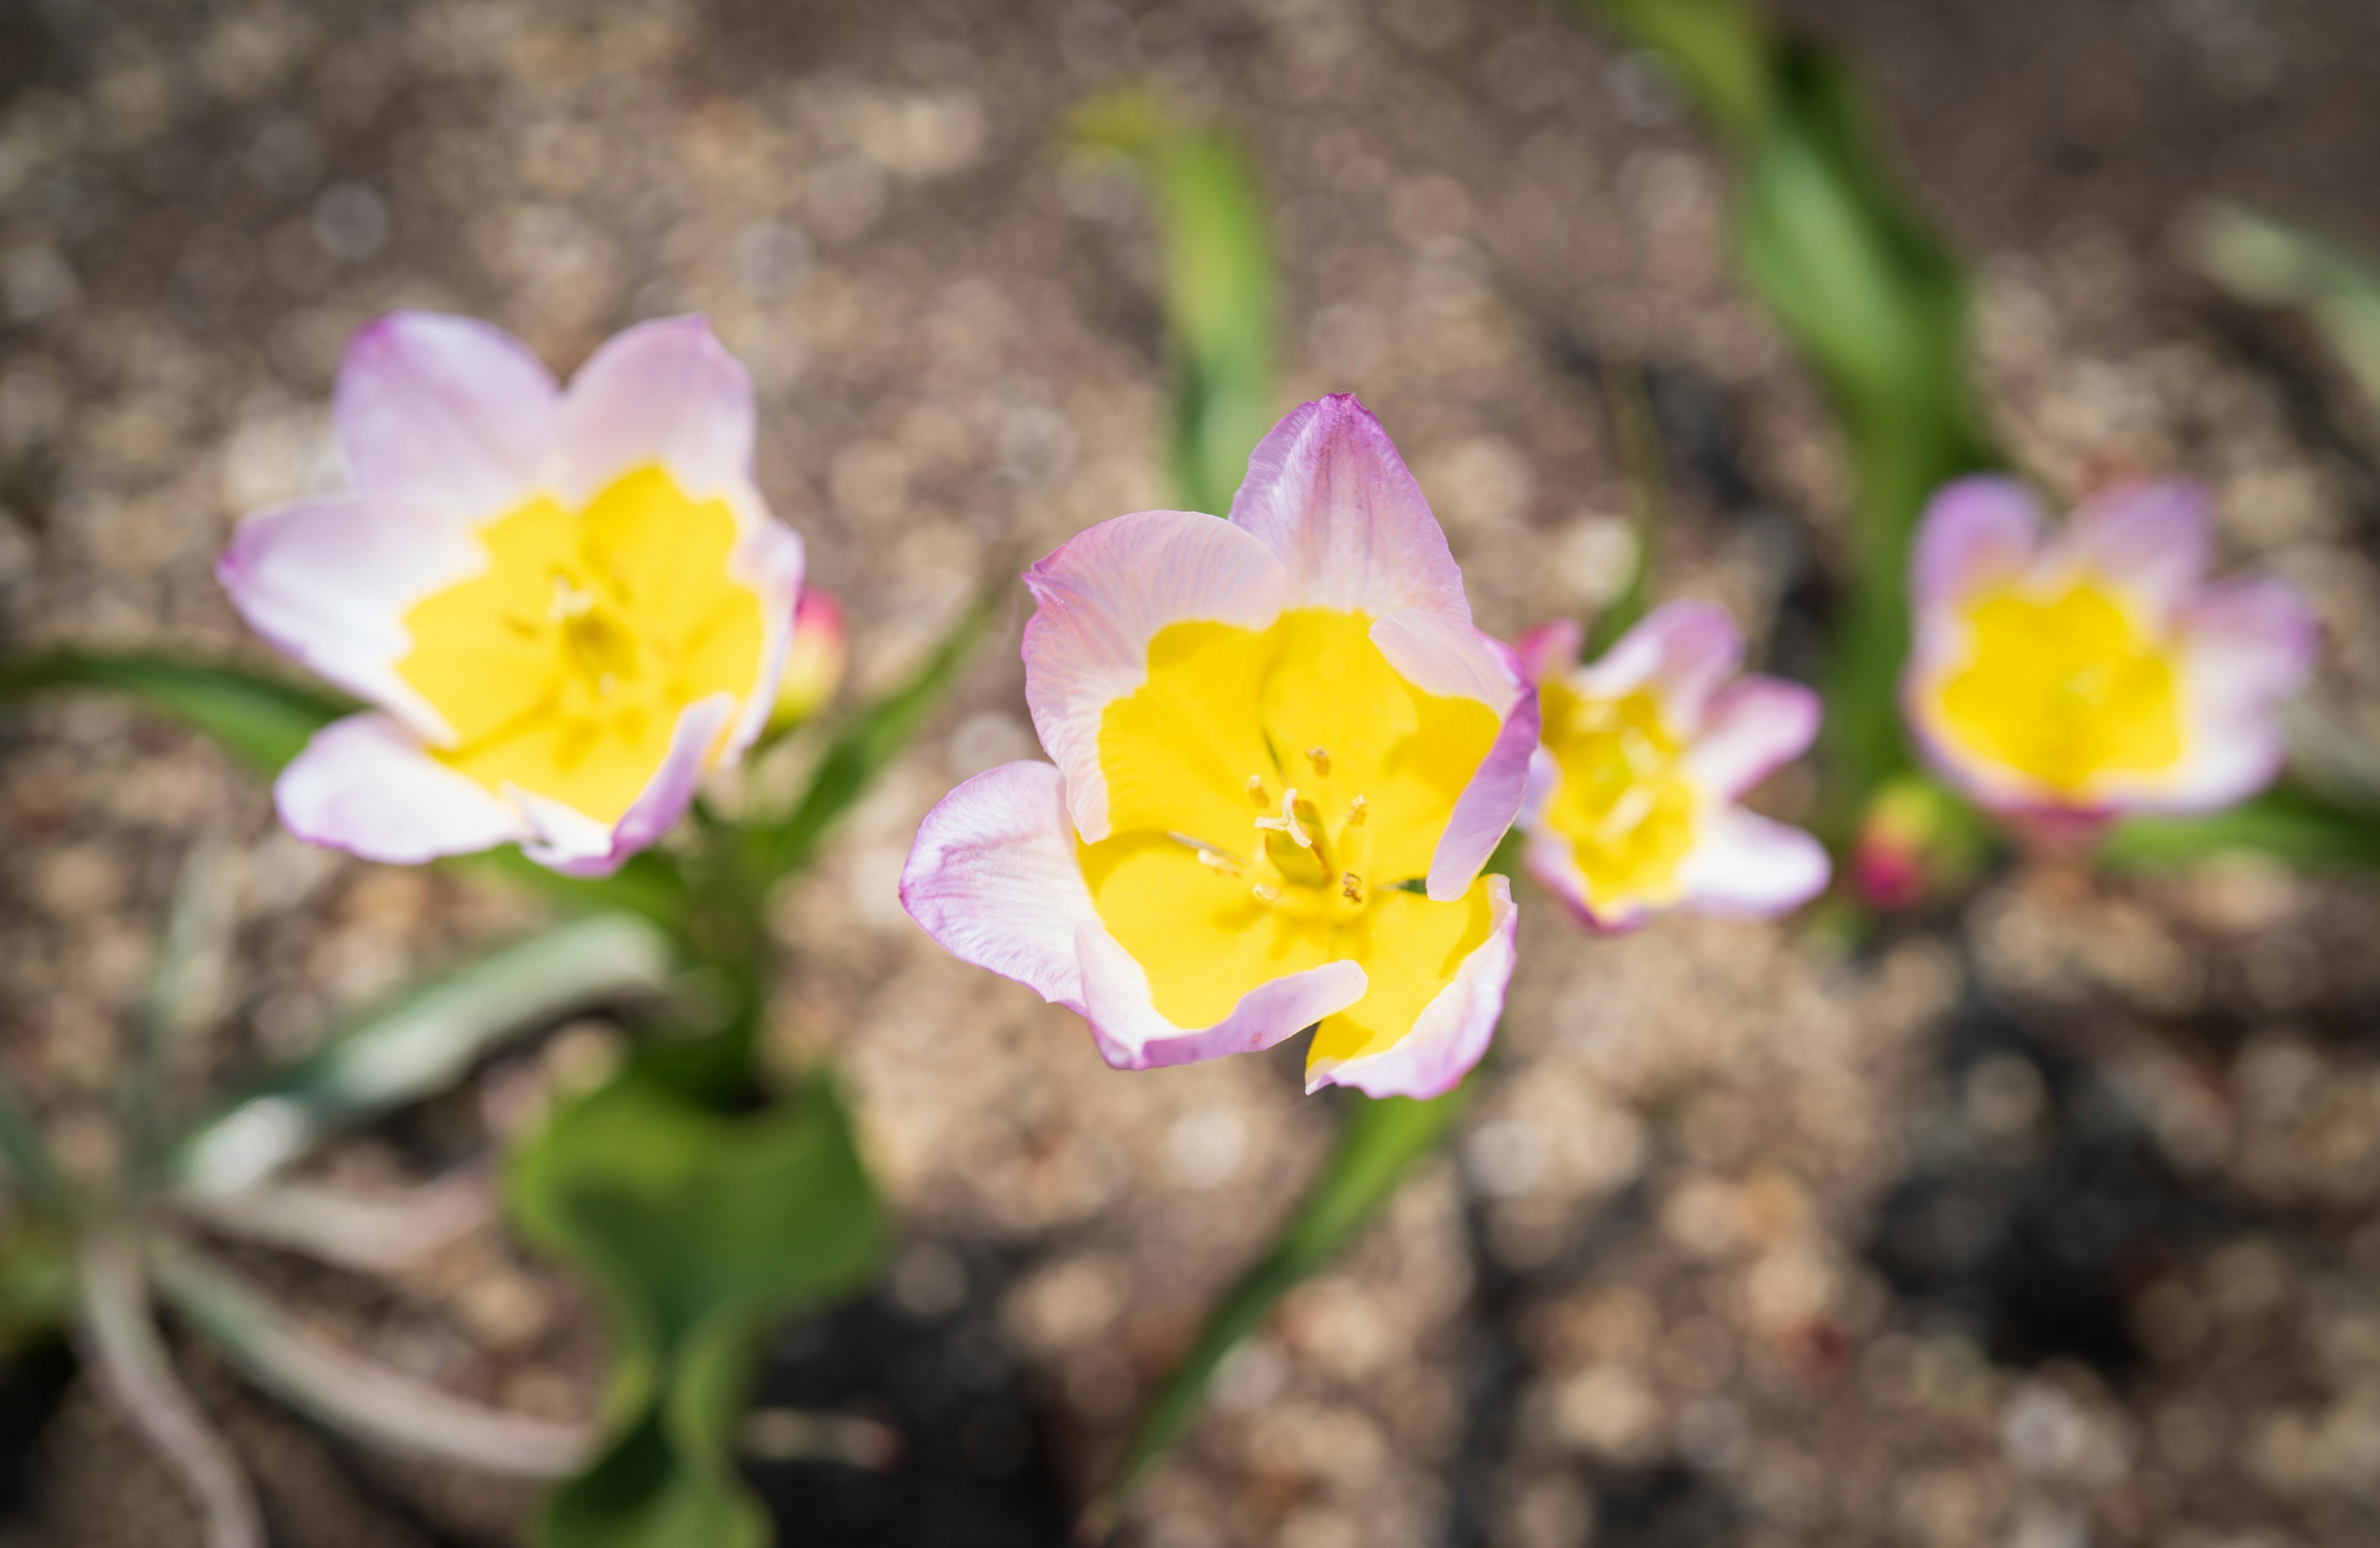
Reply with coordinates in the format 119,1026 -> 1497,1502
1584,365 -> 1667,657
1070,87 -> 1277,516
0,1076 -> 65,1212
1582,0 -> 1774,142
760,590 -> 995,880
174,914 -> 675,1195
507,1069 -> 884,1548
148,1235 -> 594,1478
2101,784 -> 2380,873
1568,5 -> 2001,844
2194,201 -> 2380,416
1087,1084 -> 1471,1533
0,651 -> 351,776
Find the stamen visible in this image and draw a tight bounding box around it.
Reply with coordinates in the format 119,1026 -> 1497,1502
1247,775 -> 1269,808
1167,831 -> 1245,876
1347,795 -> 1368,826
1341,872 -> 1364,904
549,573 -> 597,620
1306,746 -> 1332,777
1252,883 -> 1282,904
1254,788 -> 1312,848
1597,784 -> 1657,843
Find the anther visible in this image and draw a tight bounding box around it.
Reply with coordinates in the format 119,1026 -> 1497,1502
1252,883 -> 1282,904
1341,872 -> 1364,904
1306,746 -> 1332,777
1347,794 -> 1368,826
1247,775 -> 1269,808
1197,848 -> 1240,877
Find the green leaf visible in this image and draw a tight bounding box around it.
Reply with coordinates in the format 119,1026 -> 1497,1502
1070,87 -> 1277,516
174,913 -> 676,1195
1584,365 -> 1667,657
0,650 -> 351,776
759,590 -> 994,880
2102,784 -> 2380,873
1569,6 -> 2000,843
508,1069 -> 884,1548
1086,1084 -> 1471,1533
2193,201 -> 2380,417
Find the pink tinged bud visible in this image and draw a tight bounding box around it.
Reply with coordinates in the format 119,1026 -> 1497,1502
1850,777 -> 1983,912
772,588 -> 849,730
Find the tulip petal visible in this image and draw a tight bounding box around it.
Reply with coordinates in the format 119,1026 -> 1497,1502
1672,808 -> 1832,917
720,517 -> 806,761
1681,676 -> 1822,800
1077,924 -> 1368,1072
335,311 -> 558,518
1310,875 -> 1516,1099
1228,394 -> 1471,622
216,495 -> 483,743
1911,475 -> 2042,616
2136,575 -> 2318,812
275,712 -> 531,864
550,316 -> 757,505
1021,509 -> 1288,843
1577,601 -> 1743,727
1514,618 -> 1584,684
899,760 -> 1095,1012
1368,609 -> 1538,899
2067,480 -> 2212,615
517,693 -> 736,878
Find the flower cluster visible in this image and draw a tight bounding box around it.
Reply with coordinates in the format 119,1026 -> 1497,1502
221,312 -> 2318,1099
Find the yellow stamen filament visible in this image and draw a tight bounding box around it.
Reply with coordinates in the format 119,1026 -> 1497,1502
1306,746 -> 1332,776
1246,774 -> 1269,808
1347,794 -> 1368,826
1252,883 -> 1282,904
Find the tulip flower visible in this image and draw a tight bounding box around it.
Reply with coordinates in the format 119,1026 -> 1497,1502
219,312 -> 803,876
1514,603 -> 1828,931
900,396 -> 1537,1099
1903,477 -> 2316,828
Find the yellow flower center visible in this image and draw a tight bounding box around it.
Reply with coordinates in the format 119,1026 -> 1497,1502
1538,681 -> 1698,914
1936,578 -> 2182,794
1080,608 -> 1501,1070
394,466 -> 765,823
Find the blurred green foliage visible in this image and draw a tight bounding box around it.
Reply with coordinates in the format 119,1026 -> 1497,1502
0,652 -> 350,776
508,1069 -> 884,1548
2195,202 -> 2380,416
2104,784 -> 2380,874
1571,0 -> 1999,840
1069,87 -> 1277,516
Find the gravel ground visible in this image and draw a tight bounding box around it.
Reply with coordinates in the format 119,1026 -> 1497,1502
6,1 -> 2380,1545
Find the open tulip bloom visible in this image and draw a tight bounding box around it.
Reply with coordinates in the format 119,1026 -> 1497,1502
1903,476 -> 2316,829
1514,603 -> 1828,932
901,397 -> 1538,1099
219,312 -> 804,876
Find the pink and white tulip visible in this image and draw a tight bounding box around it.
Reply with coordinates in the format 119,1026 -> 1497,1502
1515,603 -> 1828,932
218,312 -> 804,877
900,396 -> 1536,1099
1903,476 -> 2316,826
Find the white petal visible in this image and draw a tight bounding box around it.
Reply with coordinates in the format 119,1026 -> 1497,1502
1021,509 -> 1287,842
549,315 -> 756,504
216,495 -> 482,744
333,311 -> 558,518
899,760 -> 1097,1012
1227,394 -> 1471,621
275,712 -> 529,864
1673,807 -> 1831,918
